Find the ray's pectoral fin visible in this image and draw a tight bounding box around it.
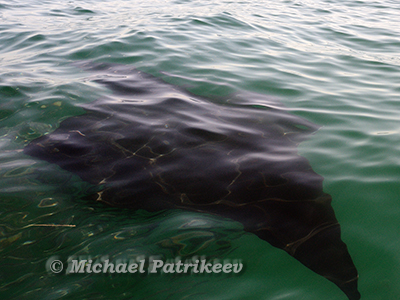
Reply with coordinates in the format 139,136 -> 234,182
248,195 -> 361,300
289,224 -> 360,300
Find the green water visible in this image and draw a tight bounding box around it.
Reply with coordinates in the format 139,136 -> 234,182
1,0 -> 399,299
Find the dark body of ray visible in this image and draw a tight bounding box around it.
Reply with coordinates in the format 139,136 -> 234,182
24,61 -> 360,299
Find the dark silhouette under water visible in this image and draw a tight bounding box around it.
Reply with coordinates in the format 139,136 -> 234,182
24,61 -> 360,300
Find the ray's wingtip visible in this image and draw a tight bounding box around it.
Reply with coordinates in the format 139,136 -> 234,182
339,276 -> 361,300
346,290 -> 361,300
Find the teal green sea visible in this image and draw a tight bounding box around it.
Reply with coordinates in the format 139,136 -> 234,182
1,0 -> 399,299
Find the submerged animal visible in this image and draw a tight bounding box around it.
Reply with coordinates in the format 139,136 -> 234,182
24,61 -> 360,299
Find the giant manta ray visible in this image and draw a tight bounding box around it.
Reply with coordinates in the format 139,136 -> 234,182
24,61 -> 360,299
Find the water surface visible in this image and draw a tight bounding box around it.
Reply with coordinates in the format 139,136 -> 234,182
1,0 -> 400,299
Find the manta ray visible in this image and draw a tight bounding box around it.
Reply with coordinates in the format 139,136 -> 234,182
24,61 -> 360,300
